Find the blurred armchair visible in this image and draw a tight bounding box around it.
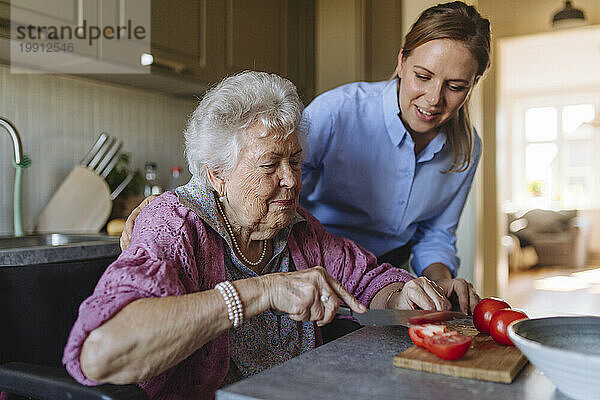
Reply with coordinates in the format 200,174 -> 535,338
507,209 -> 588,269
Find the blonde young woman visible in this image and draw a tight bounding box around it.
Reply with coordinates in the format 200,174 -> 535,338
300,1 -> 490,317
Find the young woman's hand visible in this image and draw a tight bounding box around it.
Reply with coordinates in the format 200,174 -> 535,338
389,277 -> 452,311
120,195 -> 157,250
434,278 -> 480,314
421,263 -> 480,314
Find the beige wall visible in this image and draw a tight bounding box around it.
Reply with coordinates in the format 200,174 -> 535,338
0,66 -> 195,235
480,0 -> 600,38
315,0 -> 364,94
315,0 -> 402,94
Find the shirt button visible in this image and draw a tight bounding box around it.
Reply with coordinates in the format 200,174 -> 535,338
400,200 -> 406,205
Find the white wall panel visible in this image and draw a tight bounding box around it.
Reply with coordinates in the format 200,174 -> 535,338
0,65 -> 195,235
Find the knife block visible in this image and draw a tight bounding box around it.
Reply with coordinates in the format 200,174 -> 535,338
34,166 -> 112,233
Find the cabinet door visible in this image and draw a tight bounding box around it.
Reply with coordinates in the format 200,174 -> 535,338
151,0 -> 223,82
224,0 -> 284,75
8,0 -> 98,59
282,0 -> 315,103
224,0 -> 314,102
98,0 -> 151,72
0,1 -> 9,38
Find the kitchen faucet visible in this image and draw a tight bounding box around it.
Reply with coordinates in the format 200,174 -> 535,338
1,117 -> 29,236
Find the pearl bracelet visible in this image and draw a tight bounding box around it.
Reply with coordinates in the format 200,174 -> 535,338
215,280 -> 244,328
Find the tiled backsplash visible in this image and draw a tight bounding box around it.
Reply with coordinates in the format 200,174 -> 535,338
0,65 -> 196,235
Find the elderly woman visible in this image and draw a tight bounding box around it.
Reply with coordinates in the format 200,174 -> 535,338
63,71 -> 450,399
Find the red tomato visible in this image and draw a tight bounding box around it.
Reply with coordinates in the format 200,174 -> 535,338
424,332 -> 472,360
408,311 -> 459,325
408,324 -> 447,348
489,309 -> 528,346
473,297 -> 511,334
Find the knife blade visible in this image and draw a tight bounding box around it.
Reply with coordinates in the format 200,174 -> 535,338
337,306 -> 467,327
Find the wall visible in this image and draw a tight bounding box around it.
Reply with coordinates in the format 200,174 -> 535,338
316,0 -> 364,94
498,26 -> 600,94
480,0 -> 600,38
0,65 -> 195,235
315,0 -> 402,94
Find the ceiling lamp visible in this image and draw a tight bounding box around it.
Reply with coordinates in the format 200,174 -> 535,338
552,1 -> 587,29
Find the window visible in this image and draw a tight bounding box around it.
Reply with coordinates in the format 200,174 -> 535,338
515,100 -> 597,210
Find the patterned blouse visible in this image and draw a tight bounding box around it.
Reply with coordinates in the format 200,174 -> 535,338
176,181 -> 315,383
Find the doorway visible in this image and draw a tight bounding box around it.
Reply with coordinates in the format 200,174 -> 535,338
497,26 -> 600,316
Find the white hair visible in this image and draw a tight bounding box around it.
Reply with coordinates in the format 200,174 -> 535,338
184,70 -> 307,187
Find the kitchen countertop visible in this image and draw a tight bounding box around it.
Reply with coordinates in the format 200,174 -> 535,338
216,324 -> 570,400
0,235 -> 120,266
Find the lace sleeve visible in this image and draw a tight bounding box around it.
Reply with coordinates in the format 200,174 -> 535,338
291,207 -> 415,306
62,192 -> 201,385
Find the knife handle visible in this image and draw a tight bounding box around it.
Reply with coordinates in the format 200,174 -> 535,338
336,305 -> 354,317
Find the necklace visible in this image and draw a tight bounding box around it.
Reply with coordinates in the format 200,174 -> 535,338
215,194 -> 268,267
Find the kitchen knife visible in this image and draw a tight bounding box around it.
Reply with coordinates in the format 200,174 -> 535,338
100,147 -> 122,178
80,132 -> 108,167
337,306 -> 468,327
88,136 -> 115,171
110,172 -> 134,200
95,139 -> 122,175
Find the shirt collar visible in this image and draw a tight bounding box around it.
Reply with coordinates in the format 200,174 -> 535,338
383,79 -> 408,147
175,177 -> 305,248
416,128 -> 447,163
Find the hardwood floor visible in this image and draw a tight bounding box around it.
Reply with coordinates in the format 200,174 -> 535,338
503,262 -> 600,318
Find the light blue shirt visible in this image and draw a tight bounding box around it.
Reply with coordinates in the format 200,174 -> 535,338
299,80 -> 481,276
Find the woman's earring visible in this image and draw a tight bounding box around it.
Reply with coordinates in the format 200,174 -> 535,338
219,195 -> 226,203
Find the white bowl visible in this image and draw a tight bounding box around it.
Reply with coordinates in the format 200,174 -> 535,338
508,316 -> 600,400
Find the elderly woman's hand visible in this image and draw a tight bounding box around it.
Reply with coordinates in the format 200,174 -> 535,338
264,266 -> 367,327
120,195 -> 158,250
390,277 -> 452,311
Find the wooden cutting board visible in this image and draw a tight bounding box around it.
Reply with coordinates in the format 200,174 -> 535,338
393,319 -> 528,383
35,166 -> 112,233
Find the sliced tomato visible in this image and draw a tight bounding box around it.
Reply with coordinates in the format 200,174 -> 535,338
408,324 -> 447,348
407,311 -> 458,325
424,332 -> 472,360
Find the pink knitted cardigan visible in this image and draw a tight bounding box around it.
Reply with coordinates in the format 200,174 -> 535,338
62,192 -> 414,399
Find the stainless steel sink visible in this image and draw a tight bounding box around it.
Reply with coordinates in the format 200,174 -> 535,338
0,233 -> 118,250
